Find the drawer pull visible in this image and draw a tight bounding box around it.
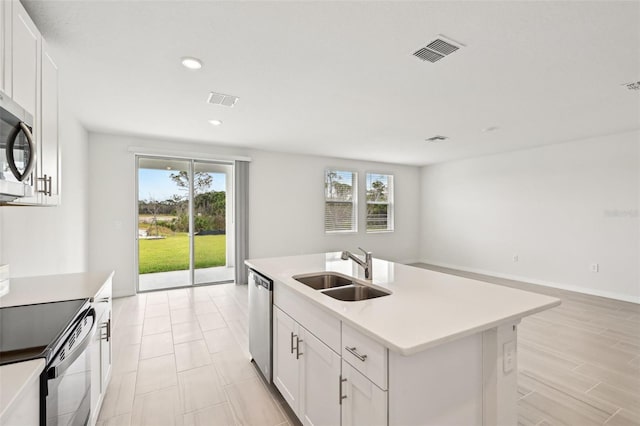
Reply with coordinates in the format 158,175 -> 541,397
345,346 -> 367,362
290,332 -> 295,354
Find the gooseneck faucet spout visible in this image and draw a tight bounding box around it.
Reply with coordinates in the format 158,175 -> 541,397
341,247 -> 373,280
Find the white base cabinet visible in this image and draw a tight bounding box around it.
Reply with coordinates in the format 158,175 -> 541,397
268,274 -> 521,426
341,361 -> 387,426
273,306 -> 342,426
89,277 -> 113,426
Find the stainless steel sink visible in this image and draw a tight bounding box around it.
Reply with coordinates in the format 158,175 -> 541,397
321,285 -> 390,301
293,272 -> 354,290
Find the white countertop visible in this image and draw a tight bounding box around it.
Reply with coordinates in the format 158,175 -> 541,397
246,253 -> 561,355
0,359 -> 44,421
0,270 -> 114,308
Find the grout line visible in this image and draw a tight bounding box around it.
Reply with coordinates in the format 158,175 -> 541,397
583,381 -> 601,394
603,408 -> 622,425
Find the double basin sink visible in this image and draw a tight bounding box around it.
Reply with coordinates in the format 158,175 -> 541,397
292,272 -> 391,301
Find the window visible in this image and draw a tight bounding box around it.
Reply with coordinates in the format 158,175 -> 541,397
366,173 -> 393,232
325,170 -> 357,233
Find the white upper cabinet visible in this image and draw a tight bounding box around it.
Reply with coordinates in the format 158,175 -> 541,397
11,0 -> 39,115
39,39 -> 59,204
0,1 -> 6,93
1,1 -> 60,206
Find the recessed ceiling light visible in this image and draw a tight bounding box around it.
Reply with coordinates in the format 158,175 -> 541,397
181,57 -> 202,70
166,166 -> 172,170
208,119 -> 222,126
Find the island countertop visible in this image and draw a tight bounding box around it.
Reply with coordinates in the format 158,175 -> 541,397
0,270 -> 114,308
246,253 -> 561,355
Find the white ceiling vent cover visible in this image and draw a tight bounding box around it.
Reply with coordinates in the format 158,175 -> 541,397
207,92 -> 239,107
413,35 -> 465,63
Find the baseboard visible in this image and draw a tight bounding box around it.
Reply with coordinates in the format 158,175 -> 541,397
417,260 -> 640,305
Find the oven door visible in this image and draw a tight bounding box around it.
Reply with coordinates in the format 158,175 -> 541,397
43,308 -> 96,426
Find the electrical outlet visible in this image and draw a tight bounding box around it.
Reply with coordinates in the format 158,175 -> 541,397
503,340 -> 515,373
513,255 -> 519,263
591,263 -> 599,273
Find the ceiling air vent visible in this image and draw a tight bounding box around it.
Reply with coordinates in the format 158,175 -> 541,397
425,135 -> 448,142
207,91 -> 239,107
413,35 -> 464,63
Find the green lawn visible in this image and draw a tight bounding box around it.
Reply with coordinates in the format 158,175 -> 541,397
138,234 -> 226,274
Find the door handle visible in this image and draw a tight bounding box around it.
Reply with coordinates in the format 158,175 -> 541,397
339,376 -> 347,405
295,336 -> 303,360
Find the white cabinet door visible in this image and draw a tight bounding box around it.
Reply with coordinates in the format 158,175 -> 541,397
299,328 -> 341,426
341,360 -> 387,426
39,40 -> 59,205
11,0 -> 39,115
0,1 -> 6,93
100,312 -> 112,393
273,307 -> 301,414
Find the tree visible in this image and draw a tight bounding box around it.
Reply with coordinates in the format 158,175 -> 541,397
170,171 -> 213,195
367,180 -> 387,202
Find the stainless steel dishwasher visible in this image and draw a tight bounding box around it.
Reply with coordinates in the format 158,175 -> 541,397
248,269 -> 273,383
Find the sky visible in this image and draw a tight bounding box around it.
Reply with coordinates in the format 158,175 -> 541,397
138,170 -> 226,201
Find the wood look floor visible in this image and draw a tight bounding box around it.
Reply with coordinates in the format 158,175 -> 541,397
412,264 -> 640,426
98,267 -> 640,426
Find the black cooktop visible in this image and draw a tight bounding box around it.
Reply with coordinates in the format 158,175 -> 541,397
0,299 -> 88,366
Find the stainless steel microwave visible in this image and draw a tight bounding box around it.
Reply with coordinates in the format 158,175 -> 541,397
0,90 -> 35,202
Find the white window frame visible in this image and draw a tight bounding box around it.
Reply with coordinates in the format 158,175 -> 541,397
324,169 -> 358,234
365,172 -> 394,233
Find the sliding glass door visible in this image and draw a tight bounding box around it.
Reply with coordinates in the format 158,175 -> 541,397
137,156 -> 234,291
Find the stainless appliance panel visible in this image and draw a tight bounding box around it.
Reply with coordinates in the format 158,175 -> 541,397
248,269 -> 273,383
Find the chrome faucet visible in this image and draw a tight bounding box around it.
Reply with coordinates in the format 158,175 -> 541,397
341,247 -> 373,280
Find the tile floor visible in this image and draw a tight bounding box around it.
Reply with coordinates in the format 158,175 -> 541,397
97,283 -> 296,426
99,267 -> 640,426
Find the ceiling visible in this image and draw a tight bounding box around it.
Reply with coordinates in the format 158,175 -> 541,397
23,1 -> 640,166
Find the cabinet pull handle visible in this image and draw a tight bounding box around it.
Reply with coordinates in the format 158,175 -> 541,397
106,318 -> 111,342
339,376 -> 347,405
37,175 -> 52,196
345,346 -> 367,362
290,332 -> 296,354
296,336 -> 303,359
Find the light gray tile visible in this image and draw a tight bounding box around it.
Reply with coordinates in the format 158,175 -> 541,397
212,348 -> 256,385
171,308 -> 198,325
172,321 -> 204,344
140,332 -> 174,360
196,312 -> 227,332
135,354 -> 178,395
182,402 -> 236,426
203,328 -> 238,354
225,377 -> 284,426
131,386 -> 182,426
178,365 -> 226,413
175,340 -> 212,372
143,315 -> 172,336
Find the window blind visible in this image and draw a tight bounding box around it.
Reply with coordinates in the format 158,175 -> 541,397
325,170 -> 357,233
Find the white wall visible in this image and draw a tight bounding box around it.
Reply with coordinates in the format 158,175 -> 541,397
88,133 -> 421,297
420,130 -> 640,302
0,108 -> 89,277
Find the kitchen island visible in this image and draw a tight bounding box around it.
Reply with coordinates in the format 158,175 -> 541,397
246,253 -> 560,426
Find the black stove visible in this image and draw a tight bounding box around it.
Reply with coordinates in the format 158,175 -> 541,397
0,299 -> 89,366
